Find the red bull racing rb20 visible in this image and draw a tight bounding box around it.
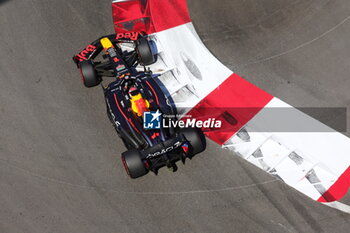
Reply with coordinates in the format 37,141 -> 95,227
73,34 -> 206,178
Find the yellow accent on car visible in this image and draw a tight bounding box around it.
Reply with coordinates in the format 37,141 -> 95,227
100,37 -> 113,50
130,93 -> 150,117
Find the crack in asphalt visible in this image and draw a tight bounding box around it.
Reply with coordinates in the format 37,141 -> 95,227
237,14 -> 350,68
0,158 -> 278,195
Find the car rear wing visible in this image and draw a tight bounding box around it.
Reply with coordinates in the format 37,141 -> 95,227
72,33 -> 145,67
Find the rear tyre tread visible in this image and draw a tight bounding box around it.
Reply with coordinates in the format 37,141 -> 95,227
121,149 -> 148,179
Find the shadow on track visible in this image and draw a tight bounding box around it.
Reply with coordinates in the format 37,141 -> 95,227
0,0 -> 10,6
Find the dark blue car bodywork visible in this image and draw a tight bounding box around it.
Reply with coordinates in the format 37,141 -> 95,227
73,34 -> 199,175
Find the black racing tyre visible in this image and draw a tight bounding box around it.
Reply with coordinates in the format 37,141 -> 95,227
79,60 -> 101,88
121,149 -> 148,179
136,37 -> 156,66
180,128 -> 206,155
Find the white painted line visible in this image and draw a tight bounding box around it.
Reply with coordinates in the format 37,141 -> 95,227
323,201 -> 350,214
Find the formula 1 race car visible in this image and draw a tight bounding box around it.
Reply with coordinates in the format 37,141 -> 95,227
73,34 -> 206,178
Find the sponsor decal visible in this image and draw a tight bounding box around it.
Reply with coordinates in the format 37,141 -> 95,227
107,47 -> 117,57
116,32 -> 140,41
147,141 -> 182,158
75,44 -> 96,61
116,64 -> 126,71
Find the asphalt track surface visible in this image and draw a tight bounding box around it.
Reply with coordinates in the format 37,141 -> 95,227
1,0 -> 350,232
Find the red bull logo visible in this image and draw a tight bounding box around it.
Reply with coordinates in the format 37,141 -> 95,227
75,44 -> 96,61
116,32 -> 140,41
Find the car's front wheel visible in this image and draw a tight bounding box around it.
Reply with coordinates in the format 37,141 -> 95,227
136,37 -> 157,66
121,149 -> 148,179
79,60 -> 101,88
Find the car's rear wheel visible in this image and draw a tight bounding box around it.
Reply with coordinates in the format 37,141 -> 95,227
79,60 -> 101,88
136,37 -> 156,66
180,128 -> 206,156
121,149 -> 148,179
